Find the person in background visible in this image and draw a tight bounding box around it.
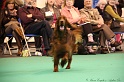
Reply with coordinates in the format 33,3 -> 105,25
115,0 -> 124,51
79,0 -> 120,54
1,0 -> 24,50
61,0 -> 98,54
61,0 -> 83,24
0,0 -> 6,55
54,0 -> 65,11
95,0 -> 107,17
103,0 -> 124,51
116,0 -> 124,16
41,0 -> 61,29
2,0 -> 24,56
19,0 -> 53,56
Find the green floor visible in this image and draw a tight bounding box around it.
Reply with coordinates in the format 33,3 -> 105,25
0,53 -> 124,82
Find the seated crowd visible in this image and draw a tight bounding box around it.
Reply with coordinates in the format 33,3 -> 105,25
0,0 -> 124,56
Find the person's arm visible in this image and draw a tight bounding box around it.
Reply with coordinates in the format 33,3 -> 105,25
61,8 -> 81,24
105,5 -> 124,22
79,9 -> 98,24
95,9 -> 104,25
32,7 -> 44,20
18,7 -> 34,24
2,10 -> 11,25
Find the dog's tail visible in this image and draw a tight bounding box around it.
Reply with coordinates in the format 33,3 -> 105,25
60,53 -> 68,68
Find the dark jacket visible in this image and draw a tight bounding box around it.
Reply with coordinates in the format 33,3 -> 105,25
116,0 -> 124,16
0,9 -> 6,44
95,6 -> 104,17
74,0 -> 84,9
18,6 -> 44,29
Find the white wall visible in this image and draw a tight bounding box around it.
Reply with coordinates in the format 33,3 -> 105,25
37,0 -> 46,8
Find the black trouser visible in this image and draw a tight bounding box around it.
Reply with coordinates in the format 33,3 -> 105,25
82,23 -> 93,42
82,23 -> 93,36
25,20 -> 53,50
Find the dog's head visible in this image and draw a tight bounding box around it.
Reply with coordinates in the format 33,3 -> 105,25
55,15 -> 71,31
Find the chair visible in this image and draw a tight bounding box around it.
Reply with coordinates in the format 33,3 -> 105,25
5,34 -> 43,56
5,20 -> 43,56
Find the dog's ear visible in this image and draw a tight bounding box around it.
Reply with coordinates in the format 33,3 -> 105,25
64,17 -> 72,28
65,18 -> 76,30
55,16 -> 60,30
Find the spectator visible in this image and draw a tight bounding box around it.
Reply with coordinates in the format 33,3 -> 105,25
19,0 -> 53,56
2,0 -> 24,56
103,0 -> 124,51
116,0 -> 124,16
95,0 -> 107,17
41,0 -> 61,29
79,0 -> 118,54
0,0 -> 6,55
61,0 -> 83,24
61,0 -> 98,54
54,0 -> 65,11
6,0 -> 24,49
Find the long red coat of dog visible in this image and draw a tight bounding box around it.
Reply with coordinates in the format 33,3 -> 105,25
49,16 -> 76,72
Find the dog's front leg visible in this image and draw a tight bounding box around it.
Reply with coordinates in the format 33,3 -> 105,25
54,57 -> 59,72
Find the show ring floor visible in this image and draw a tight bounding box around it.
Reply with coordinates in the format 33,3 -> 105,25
0,53 -> 124,82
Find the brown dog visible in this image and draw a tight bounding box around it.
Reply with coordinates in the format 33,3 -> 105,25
49,16 -> 77,72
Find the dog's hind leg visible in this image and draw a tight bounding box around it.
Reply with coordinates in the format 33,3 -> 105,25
54,57 -> 59,72
66,54 -> 72,69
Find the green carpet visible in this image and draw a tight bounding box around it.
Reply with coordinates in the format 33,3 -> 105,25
0,53 -> 124,82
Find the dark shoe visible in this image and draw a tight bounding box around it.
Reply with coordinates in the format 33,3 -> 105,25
100,47 -> 108,54
111,41 -> 121,47
87,42 -> 98,46
17,48 -> 22,56
87,46 -> 96,55
89,51 -> 96,54
115,48 -> 123,51
0,49 -> 4,55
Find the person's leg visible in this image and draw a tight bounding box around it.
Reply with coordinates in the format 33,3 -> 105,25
25,20 -> 53,38
0,38 -> 5,55
0,27 -> 5,55
12,30 -> 23,56
101,24 -> 115,40
112,24 -> 124,32
34,37 -> 42,51
82,23 -> 96,53
5,24 -> 23,56
83,23 -> 94,42
93,24 -> 116,54
8,37 -> 13,48
99,31 -> 106,47
111,24 -> 124,51
39,28 -> 50,50
25,21 -> 53,55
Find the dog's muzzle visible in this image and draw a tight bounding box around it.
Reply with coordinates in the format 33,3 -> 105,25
60,26 -> 65,31
59,20 -> 65,31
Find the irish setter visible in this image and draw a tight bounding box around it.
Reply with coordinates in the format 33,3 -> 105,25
49,16 -> 77,72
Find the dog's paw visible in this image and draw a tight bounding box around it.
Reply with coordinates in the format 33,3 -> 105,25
66,66 -> 70,69
53,66 -> 59,72
53,69 -> 59,72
